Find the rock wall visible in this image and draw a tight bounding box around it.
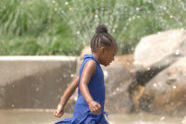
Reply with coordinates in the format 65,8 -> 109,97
0,56 -> 77,109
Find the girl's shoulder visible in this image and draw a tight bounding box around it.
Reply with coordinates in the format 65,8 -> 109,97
83,54 -> 99,64
83,59 -> 96,74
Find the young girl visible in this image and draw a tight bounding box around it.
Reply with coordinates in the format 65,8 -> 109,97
54,24 -> 117,124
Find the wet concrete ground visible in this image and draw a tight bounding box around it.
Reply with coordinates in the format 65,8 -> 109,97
0,109 -> 184,124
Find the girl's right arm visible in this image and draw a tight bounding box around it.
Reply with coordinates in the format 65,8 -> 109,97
54,76 -> 79,118
79,60 -> 101,115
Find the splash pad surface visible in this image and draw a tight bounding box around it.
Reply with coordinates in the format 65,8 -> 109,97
0,109 -> 183,124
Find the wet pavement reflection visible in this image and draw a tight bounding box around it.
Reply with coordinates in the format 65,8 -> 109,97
0,109 -> 184,124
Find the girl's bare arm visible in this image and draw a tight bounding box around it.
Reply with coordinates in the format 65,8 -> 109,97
79,60 -> 101,115
54,76 -> 79,117
59,76 -> 79,106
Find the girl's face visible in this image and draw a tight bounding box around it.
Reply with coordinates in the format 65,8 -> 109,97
99,44 -> 117,66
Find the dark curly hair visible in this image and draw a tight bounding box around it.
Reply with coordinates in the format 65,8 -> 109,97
90,24 -> 117,52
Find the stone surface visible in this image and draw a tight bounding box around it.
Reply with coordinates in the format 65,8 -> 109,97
129,29 -> 186,116
104,55 -> 134,113
0,56 -> 77,109
141,57 -> 186,116
134,29 -> 186,70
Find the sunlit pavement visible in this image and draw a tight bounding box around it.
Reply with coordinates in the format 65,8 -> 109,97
0,109 -> 183,124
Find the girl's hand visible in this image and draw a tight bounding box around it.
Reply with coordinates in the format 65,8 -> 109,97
53,104 -> 64,118
88,101 -> 101,115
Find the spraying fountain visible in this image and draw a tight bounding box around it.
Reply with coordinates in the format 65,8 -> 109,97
0,0 -> 186,124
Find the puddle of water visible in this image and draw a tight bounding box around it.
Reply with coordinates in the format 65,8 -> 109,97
0,109 -> 184,124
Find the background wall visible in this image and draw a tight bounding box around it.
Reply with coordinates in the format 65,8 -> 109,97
0,56 -> 77,109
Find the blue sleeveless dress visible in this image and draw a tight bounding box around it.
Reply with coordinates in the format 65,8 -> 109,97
55,54 -> 109,124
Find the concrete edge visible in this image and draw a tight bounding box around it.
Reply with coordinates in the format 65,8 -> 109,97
0,56 -> 77,61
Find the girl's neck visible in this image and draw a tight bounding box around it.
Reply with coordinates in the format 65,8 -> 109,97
92,52 -> 100,64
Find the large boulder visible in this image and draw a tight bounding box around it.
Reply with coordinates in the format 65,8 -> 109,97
130,29 -> 186,96
134,29 -> 186,70
141,57 -> 186,116
129,29 -> 186,114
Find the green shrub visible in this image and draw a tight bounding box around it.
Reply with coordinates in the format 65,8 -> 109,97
0,0 -> 185,55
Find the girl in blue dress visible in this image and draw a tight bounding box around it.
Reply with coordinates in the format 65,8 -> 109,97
54,24 -> 117,124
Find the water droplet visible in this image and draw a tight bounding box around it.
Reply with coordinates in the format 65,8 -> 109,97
175,50 -> 180,55
103,71 -> 108,79
163,6 -> 167,10
172,85 -> 176,89
132,16 -> 136,20
74,96 -> 78,101
63,74 -> 67,78
52,0 -> 56,4
70,74 -> 74,77
116,87 -> 120,92
170,15 -> 173,18
76,31 -> 80,35
36,87 -> 40,92
160,116 -> 165,121
11,104 -> 15,108
153,83 -> 157,87
65,2 -> 69,5
94,14 -> 98,18
136,7 -> 140,11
